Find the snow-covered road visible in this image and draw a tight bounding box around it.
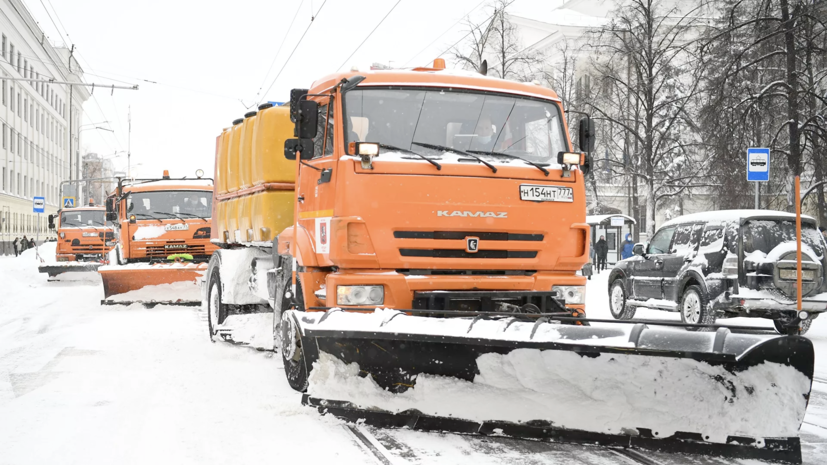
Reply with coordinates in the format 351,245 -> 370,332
1,244 -> 826,464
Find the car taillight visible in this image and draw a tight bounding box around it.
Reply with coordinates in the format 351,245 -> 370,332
722,255 -> 738,279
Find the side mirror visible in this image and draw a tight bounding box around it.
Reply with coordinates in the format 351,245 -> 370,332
105,198 -> 115,214
284,138 -> 315,161
47,214 -> 55,230
297,100 -> 318,139
106,212 -> 118,222
633,243 -> 646,256
578,117 -> 596,153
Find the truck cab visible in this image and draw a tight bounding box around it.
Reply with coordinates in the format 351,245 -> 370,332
107,174 -> 218,265
49,203 -> 114,262
276,66 -> 592,315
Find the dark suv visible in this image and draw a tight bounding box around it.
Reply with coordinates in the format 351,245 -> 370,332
607,210 -> 827,334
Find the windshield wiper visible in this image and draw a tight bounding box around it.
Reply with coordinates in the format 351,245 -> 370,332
410,141 -> 497,173
467,150 -> 549,176
173,212 -> 210,223
377,143 -> 442,170
134,213 -> 165,223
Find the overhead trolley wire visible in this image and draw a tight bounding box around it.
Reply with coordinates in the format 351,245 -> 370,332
402,0 -> 486,67
253,0 -> 305,103
260,0 -> 329,103
335,0 -> 404,72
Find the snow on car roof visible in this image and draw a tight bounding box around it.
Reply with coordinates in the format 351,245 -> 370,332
660,209 -> 816,228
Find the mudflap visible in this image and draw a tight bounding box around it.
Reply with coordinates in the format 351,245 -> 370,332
99,263 -> 207,305
291,311 -> 814,464
302,396 -> 802,464
38,263 -> 102,277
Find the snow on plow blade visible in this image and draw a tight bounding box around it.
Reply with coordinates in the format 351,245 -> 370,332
38,262 -> 102,278
293,310 -> 814,464
99,263 -> 206,306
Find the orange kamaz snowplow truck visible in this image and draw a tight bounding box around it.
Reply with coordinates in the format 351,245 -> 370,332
38,200 -> 115,278
205,62 -> 816,463
99,171 -> 217,305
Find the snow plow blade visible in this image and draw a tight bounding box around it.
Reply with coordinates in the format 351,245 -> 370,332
292,310 -> 814,464
99,263 -> 206,306
38,262 -> 102,278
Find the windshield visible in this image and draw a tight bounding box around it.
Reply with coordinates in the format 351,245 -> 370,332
61,210 -> 106,227
345,88 -> 568,165
127,191 -> 212,219
743,220 -> 825,259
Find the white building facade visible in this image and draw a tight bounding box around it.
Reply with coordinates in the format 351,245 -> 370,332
0,0 -> 89,254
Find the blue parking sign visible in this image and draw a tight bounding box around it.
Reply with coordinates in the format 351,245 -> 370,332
33,197 -> 45,213
747,148 -> 770,182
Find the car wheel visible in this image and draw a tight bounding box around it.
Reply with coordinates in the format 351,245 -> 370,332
680,285 -> 715,330
773,317 -> 813,335
280,277 -> 308,392
609,279 -> 636,320
206,267 -> 228,341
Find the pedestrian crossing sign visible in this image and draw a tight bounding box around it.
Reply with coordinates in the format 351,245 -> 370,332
63,197 -> 75,208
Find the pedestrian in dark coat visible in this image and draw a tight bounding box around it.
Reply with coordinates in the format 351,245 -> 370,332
20,236 -> 28,252
12,237 -> 19,256
621,233 -> 635,260
595,236 -> 609,272
29,238 -> 35,248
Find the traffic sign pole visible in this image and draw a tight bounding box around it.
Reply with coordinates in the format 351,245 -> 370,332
32,197 -> 45,262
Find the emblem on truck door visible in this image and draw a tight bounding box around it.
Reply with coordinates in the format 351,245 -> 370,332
466,237 -> 480,253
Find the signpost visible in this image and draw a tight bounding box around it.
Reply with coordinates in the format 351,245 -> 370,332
747,148 -> 770,209
63,197 -> 75,208
33,197 -> 45,261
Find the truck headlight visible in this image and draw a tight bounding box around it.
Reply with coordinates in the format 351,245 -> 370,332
337,285 -> 384,306
552,285 -> 585,304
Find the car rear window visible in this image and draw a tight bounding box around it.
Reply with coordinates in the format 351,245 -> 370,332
742,220 -> 824,259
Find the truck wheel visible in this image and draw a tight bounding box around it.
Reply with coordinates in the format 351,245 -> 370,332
773,317 -> 813,335
280,278 -> 308,392
206,267 -> 228,341
609,279 -> 636,320
680,285 -> 715,330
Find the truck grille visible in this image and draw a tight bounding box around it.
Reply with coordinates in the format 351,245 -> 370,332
394,231 -> 543,241
146,244 -> 207,257
399,249 -> 537,259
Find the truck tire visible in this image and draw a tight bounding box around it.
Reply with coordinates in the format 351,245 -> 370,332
280,275 -> 309,392
680,285 -> 715,330
206,266 -> 228,341
609,279 -> 636,320
773,317 -> 813,335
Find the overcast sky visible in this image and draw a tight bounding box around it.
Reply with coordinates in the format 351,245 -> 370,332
23,0 -> 563,178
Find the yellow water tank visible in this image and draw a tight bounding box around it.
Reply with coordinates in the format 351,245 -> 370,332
239,111 -> 256,190
252,105 -> 296,185
215,201 -> 226,242
251,190 -> 295,242
238,195 -> 253,242
216,129 -> 230,195
226,119 -> 243,193
226,197 -> 239,243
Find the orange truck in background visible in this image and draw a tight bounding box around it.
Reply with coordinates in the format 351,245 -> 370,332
38,201 -> 115,278
204,60 -> 594,382
99,171 -> 218,305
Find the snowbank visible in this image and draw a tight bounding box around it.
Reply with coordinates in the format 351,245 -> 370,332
308,349 -> 810,444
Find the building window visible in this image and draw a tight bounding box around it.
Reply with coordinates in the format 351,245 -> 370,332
10,44 -> 14,68
17,92 -> 20,116
2,77 -> 5,106
1,167 -> 5,192
23,60 -> 27,78
2,124 -> 5,148
24,98 -> 27,122
9,85 -> 13,111
1,35 -> 5,59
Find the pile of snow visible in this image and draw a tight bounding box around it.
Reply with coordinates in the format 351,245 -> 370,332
105,280 -> 202,303
217,313 -> 274,350
308,348 -> 810,444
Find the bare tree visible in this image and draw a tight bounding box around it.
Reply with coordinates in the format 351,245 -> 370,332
589,0 -> 708,236
453,0 -> 543,80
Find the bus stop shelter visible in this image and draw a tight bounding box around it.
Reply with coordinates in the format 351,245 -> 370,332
586,214 -> 636,265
